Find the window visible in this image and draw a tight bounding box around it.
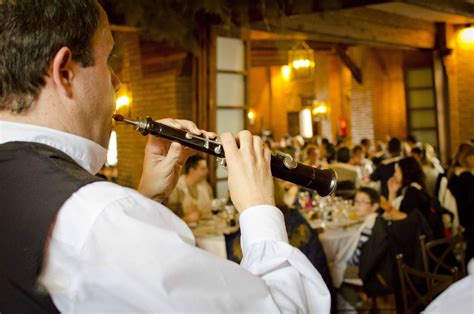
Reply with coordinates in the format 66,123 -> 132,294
405,67 -> 439,150
215,36 -> 248,198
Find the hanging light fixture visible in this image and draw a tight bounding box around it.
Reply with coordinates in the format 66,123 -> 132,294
312,100 -> 328,117
288,41 -> 315,80
458,24 -> 474,47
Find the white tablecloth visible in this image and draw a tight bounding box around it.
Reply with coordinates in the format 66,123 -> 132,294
195,234 -> 228,258
319,224 -> 360,287
191,218 -> 239,259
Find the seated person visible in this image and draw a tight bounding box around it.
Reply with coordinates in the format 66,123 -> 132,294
387,157 -> 446,239
303,144 -> 328,169
340,188 -> 431,309
330,147 -> 361,198
348,187 -> 382,267
350,145 -> 374,183
359,204 -> 431,299
165,155 -> 213,223
331,147 -> 361,184
370,137 -> 403,198
339,187 -> 382,310
410,146 -> 442,197
448,143 -> 474,262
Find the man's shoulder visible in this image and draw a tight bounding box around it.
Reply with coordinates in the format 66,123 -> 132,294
73,181 -> 148,209
55,181 -> 175,251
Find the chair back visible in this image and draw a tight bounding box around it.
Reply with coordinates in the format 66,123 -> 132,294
396,254 -> 456,313
419,227 -> 467,283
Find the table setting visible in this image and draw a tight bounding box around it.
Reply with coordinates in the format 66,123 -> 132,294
189,198 -> 240,258
297,194 -> 365,287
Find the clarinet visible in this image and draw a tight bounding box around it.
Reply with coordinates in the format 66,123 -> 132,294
113,114 -> 337,196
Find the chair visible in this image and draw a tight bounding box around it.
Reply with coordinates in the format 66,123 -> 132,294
396,254 -> 457,313
419,226 -> 467,283
335,180 -> 356,199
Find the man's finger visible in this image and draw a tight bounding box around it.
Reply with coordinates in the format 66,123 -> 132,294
220,132 -> 238,162
200,129 -> 217,140
145,135 -> 170,156
264,147 -> 272,164
158,118 -> 201,135
174,119 -> 201,134
238,130 -> 254,157
253,135 -> 264,164
162,142 -> 183,168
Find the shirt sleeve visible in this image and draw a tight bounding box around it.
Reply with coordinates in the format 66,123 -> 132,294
42,189 -> 331,313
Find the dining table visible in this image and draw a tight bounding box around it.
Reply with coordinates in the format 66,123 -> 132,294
190,205 -> 363,289
190,216 -> 239,259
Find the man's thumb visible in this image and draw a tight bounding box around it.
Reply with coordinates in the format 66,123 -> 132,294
163,142 -> 183,168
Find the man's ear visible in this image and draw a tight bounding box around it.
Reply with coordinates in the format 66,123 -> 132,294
51,47 -> 74,98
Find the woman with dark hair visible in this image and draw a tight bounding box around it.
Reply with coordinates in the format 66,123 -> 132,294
386,157 -> 445,239
386,157 -> 429,215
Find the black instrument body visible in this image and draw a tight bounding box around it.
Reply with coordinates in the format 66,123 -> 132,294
128,116 -> 337,196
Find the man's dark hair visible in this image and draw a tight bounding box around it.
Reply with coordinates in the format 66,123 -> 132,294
410,146 -> 424,159
184,155 -> 205,174
387,137 -> 401,156
336,147 -> 351,163
360,138 -> 370,146
405,134 -> 417,144
357,187 -> 380,205
0,0 -> 101,112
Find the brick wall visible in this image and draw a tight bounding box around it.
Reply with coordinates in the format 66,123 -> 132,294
452,32 -> 474,151
347,47 -> 406,146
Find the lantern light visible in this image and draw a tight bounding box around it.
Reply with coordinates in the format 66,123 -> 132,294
288,41 -> 315,80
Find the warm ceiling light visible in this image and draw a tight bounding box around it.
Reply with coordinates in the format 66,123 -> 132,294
312,103 -> 328,115
116,96 -> 130,110
288,41 -> 315,80
247,108 -> 256,125
292,59 -> 312,69
281,65 -> 291,80
459,24 -> 474,45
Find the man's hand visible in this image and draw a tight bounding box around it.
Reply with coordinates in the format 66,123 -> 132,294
220,130 -> 275,213
137,118 -> 216,202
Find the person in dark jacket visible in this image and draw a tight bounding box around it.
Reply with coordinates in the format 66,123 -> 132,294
370,138 -> 402,198
386,157 -> 445,239
359,209 -> 432,297
448,144 -> 474,262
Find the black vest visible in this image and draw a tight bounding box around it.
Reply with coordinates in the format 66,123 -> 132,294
0,141 -> 103,313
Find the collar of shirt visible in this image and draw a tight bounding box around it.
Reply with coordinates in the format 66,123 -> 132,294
0,120 -> 106,174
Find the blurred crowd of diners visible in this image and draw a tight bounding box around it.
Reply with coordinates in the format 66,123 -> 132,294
262,131 -> 472,199
263,132 -> 473,311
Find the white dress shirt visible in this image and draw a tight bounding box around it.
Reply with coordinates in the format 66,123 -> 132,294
0,120 -> 330,313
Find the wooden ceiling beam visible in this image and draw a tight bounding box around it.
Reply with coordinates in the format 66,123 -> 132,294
252,7 -> 436,49
397,0 -> 474,18
335,45 -> 363,84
